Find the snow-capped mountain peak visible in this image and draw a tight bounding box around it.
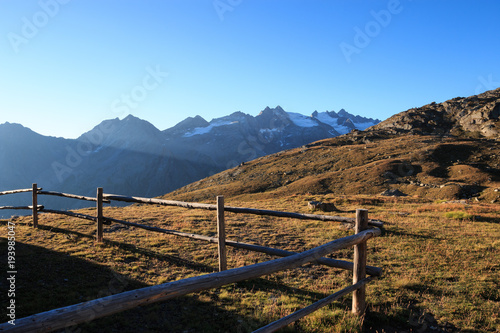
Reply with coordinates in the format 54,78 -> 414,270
163,106 -> 379,138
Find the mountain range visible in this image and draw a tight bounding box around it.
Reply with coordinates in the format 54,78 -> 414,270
0,106 -> 379,216
169,88 -> 500,204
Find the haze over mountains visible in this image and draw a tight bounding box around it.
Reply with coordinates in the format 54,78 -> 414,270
3,87 -> 499,218
0,106 -> 379,215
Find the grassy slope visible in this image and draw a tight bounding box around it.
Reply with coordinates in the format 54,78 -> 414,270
1,193 -> 499,332
1,132 -> 499,332
169,132 -> 500,204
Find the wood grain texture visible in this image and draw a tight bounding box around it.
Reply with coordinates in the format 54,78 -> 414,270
39,190 -> 110,203
0,228 -> 381,332
32,183 -> 38,228
217,196 -> 227,271
352,209 -> 369,316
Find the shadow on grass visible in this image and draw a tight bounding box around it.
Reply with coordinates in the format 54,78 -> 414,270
0,239 -> 275,333
0,240 -> 142,325
475,216 -> 500,224
34,223 -> 217,274
364,301 -> 460,333
381,227 -> 441,241
33,223 -> 343,300
2,223 -> 360,332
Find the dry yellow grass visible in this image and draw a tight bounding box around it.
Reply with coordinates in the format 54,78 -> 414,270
170,133 -> 500,204
1,193 -> 499,332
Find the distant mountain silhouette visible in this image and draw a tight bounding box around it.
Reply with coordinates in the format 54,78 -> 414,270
0,107 -> 379,216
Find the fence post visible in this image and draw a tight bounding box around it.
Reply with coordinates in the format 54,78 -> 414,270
96,187 -> 103,243
32,183 -> 38,228
217,195 -> 227,271
352,209 -> 368,316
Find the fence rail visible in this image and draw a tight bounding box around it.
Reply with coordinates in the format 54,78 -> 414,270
42,208 -> 97,222
39,190 -> 111,203
0,188 -> 41,196
0,205 -> 43,210
0,184 -> 383,332
103,213 -> 382,276
254,277 -> 374,333
103,193 -> 384,227
0,228 -> 380,333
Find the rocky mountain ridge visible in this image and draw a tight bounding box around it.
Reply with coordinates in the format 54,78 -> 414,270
169,88 -> 500,203
0,106 -> 378,216
372,88 -> 500,139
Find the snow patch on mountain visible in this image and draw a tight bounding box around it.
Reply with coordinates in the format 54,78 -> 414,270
183,120 -> 234,137
352,121 -> 376,131
312,111 -> 378,134
288,113 -> 318,128
314,112 -> 346,133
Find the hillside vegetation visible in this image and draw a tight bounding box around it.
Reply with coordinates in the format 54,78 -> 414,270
2,192 -> 499,332
170,88 -> 500,205
169,132 -> 500,204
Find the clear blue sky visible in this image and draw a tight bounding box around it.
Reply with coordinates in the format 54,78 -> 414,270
1,0 -> 499,138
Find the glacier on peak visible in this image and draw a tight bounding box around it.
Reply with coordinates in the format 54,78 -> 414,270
183,120 -> 234,137
287,112 -> 319,128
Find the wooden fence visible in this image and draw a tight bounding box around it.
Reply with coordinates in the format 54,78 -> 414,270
0,184 -> 383,333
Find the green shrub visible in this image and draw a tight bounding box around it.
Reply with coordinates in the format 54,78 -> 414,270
444,211 -> 473,220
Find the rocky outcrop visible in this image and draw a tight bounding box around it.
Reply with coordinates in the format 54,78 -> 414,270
307,201 -> 339,212
372,88 -> 500,139
380,189 -> 407,197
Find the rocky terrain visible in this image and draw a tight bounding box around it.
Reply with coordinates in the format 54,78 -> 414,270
170,88 -> 500,203
372,87 -> 500,139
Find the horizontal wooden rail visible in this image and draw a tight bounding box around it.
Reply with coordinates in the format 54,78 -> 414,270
41,208 -> 97,222
103,194 -> 215,209
104,216 -> 218,241
0,228 -> 380,333
253,277 -> 374,333
104,216 -> 382,276
226,239 -> 382,277
103,194 -> 383,227
0,188 -> 42,196
39,191 -> 110,203
0,205 -> 44,210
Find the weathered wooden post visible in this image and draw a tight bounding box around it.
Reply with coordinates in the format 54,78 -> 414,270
352,209 -> 368,316
96,187 -> 103,243
217,195 -> 227,271
32,183 -> 38,228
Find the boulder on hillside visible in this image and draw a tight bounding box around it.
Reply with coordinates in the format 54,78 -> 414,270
308,201 -> 338,212
380,189 -> 407,197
